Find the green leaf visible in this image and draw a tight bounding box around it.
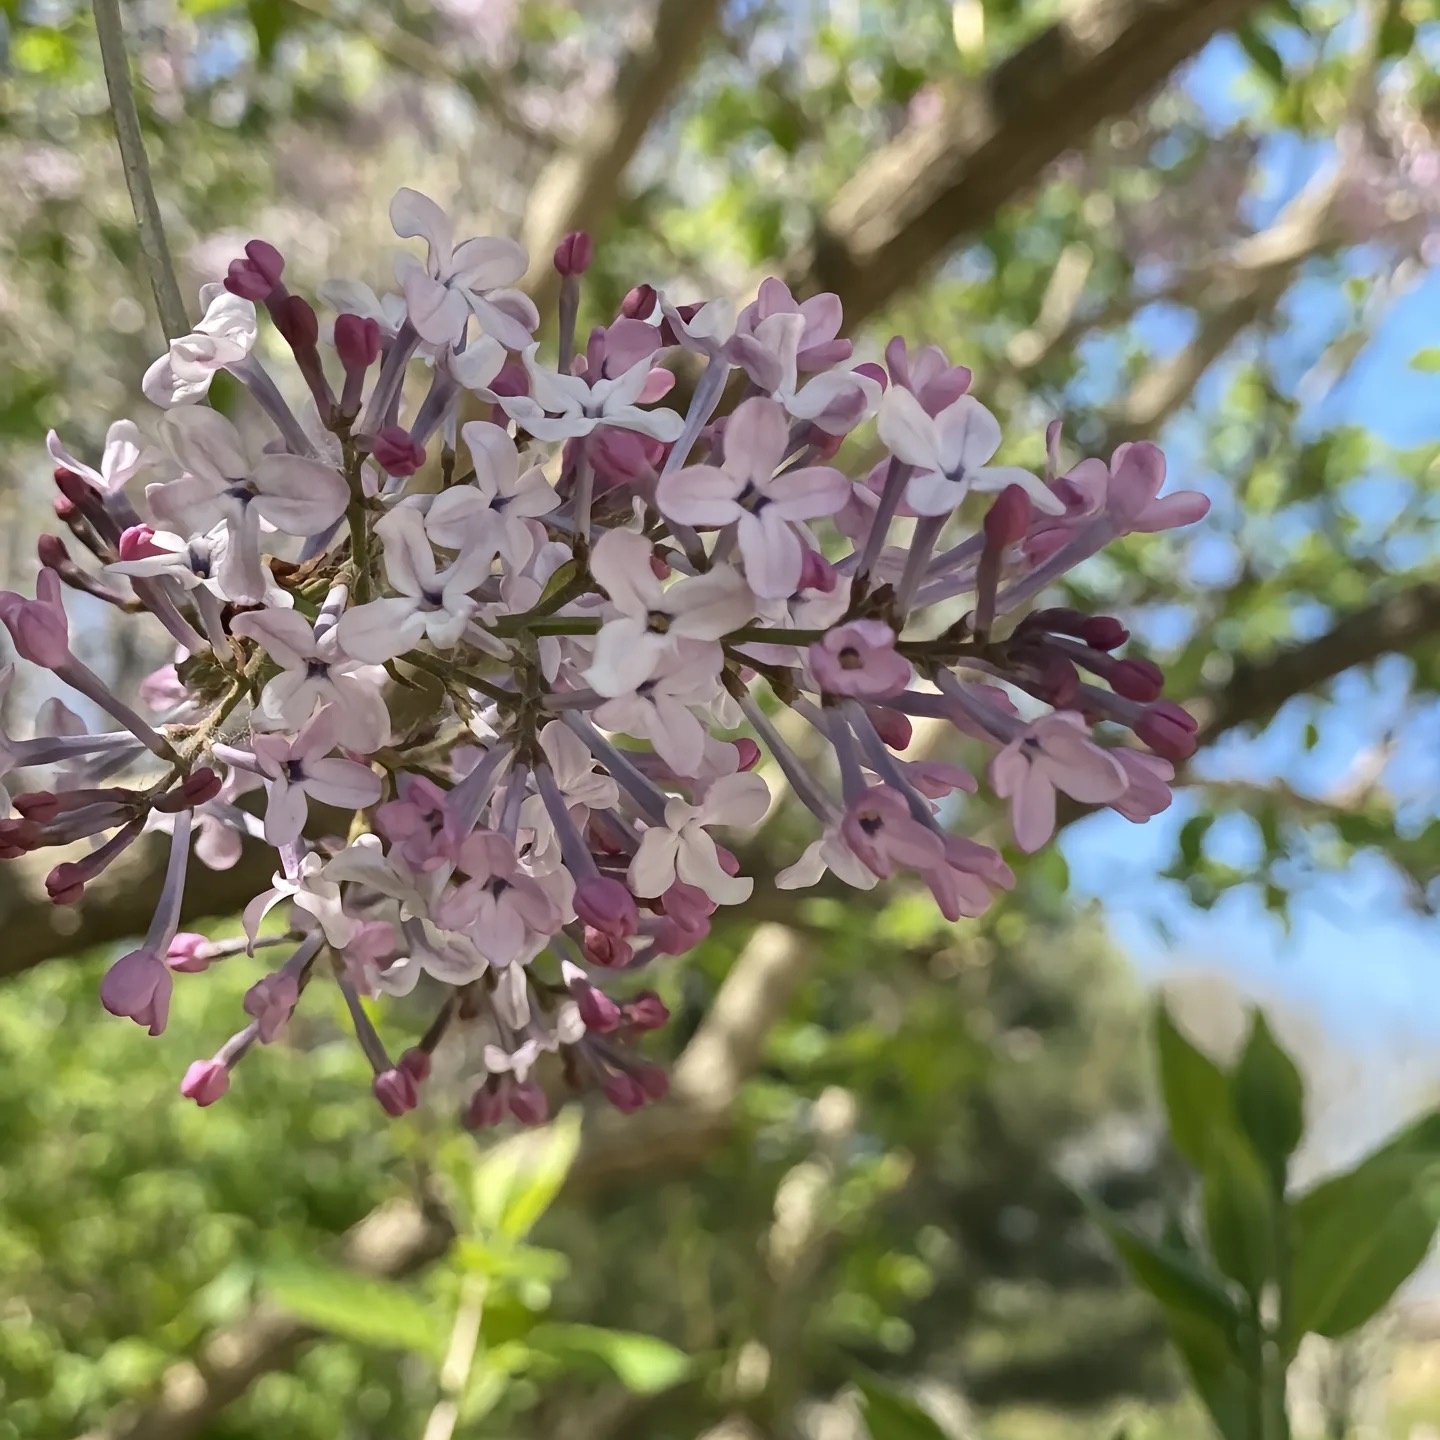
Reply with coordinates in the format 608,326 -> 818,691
527,1324 -> 692,1394
263,1262 -> 444,1358
1231,1010 -> 1305,1190
1236,23 -> 1286,87
453,1237 -> 571,1284
853,1370 -> 950,1440
1410,347 -> 1440,373
1203,1123 -> 1277,1300
1288,1130 -> 1440,1347
1154,1002 -> 1233,1170
471,1110 -> 582,1241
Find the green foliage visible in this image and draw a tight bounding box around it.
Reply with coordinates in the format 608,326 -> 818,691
1098,1005 -> 1440,1440
853,1369 -> 951,1440
264,1264 -> 446,1357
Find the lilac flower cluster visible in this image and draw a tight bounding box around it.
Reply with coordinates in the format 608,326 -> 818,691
0,189 -> 1208,1126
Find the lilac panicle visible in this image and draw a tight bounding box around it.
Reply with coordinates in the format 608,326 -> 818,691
0,187 -> 1214,1125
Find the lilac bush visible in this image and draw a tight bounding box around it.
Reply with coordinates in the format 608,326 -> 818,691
0,188 -> 1208,1126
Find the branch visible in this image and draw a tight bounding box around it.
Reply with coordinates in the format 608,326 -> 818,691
92,0 -> 189,340
520,0 -> 725,316
788,0 -> 1265,327
84,925 -> 813,1440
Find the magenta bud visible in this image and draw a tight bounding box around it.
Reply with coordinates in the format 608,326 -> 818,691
573,978 -> 623,1034
373,1067 -> 419,1117
624,992 -> 670,1032
181,1059 -> 230,1106
984,485 -> 1033,547
53,493 -> 77,521
37,534 -> 68,569
602,1072 -> 647,1114
399,1048 -> 433,1084
45,863 -> 86,905
181,767 -> 223,806
167,932 -> 214,973
118,525 -> 165,562
464,1081 -> 506,1131
633,1063 -> 669,1100
582,927 -> 633,969
0,817 -> 42,853
797,546 -> 839,594
13,791 -> 60,823
715,846 -> 740,878
574,876 -> 638,939
225,239 -> 285,299
733,737 -> 762,772
508,1081 -> 550,1126
1136,701 -> 1199,761
372,427 -> 426,477
1109,657 -> 1165,702
854,360 -> 888,391
554,230 -> 594,276
1080,615 -> 1129,651
244,972 -> 300,1043
273,295 -> 319,349
334,313 -> 381,370
100,949 -> 172,1035
866,704 -> 913,751
620,284 -> 658,320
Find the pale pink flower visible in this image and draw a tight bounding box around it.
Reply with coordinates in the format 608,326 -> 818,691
251,707 -> 382,845
1109,748 -> 1176,822
499,344 -> 685,444
989,712 -> 1128,852
629,772 -> 771,905
809,621 -> 911,699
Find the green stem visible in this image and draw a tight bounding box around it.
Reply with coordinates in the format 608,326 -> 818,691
92,0 -> 189,340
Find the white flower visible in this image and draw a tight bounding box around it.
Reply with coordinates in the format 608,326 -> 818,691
142,284 -> 257,407
230,608 -> 391,753
583,528 -> 755,698
250,707 -> 383,845
423,420 -> 559,570
498,344 -> 685,444
877,388 -> 1064,517
337,506 -> 493,663
390,187 -> 539,350
592,659 -> 719,779
46,420 -> 151,496
243,852 -> 358,952
538,719 -> 620,813
628,771 -> 771,905
776,827 -> 879,892
727,312 -> 880,435
147,408 -> 349,604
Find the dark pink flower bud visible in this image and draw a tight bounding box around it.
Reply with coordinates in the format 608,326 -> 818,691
508,1081 -> 550,1126
0,817 -> 42,855
797,547 -> 839,594
45,863 -> 87,905
1080,615 -> 1129,651
489,359 -> 529,398
464,1081 -> 506,1130
118,525 -> 165,561
984,485 -> 1032,547
663,880 -> 716,925
373,1067 -> 419,1117
634,1063 -> 669,1100
399,1048 -> 433,1084
167,933 -> 214,973
733,737 -> 762,772
334,313 -> 381,370
854,360 -> 888,391
181,1059 -> 230,1106
1109,657 -> 1165,702
1136,701 -> 1199,760
53,492 -> 77,522
625,992 -> 670,1032
866,704 -> 913,751
0,570 -> 71,667
273,294 -> 319,349
582,927 -> 633,969
554,230 -> 594,276
574,876 -> 638,939
372,427 -> 425,477
651,914 -> 709,955
225,239 -> 285,299
620,284 -> 658,320
181,767 -> 223,806
13,791 -> 60,822
244,972 -> 300,1043
715,845 -> 740,878
572,977 -> 623,1034
100,949 -> 172,1035
37,533 -> 68,569
602,1072 -> 647,1113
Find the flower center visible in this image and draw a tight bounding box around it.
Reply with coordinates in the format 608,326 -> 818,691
646,611 -> 672,635
838,646 -> 863,670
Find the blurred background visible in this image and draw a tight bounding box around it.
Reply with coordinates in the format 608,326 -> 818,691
3,0 -> 1440,1436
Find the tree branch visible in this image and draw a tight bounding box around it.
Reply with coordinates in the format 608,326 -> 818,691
83,925 -> 813,1440
520,0 -> 725,316
788,0 -> 1265,327
92,0 -> 189,340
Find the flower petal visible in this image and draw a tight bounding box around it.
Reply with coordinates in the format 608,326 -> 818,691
231,609 -> 318,669
303,757 -> 383,809
655,465 -> 745,527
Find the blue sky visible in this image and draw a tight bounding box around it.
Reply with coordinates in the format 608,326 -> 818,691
1065,31 -> 1440,1065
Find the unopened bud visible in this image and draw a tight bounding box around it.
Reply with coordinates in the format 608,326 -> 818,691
372,427 -> 426,477
334,313 -> 381,370
553,230 -> 593,276
224,239 -> 286,300
984,485 -> 1032,547
181,1059 -> 230,1106
373,1067 -> 419,1117
273,294 -> 319,350
620,284 -> 658,320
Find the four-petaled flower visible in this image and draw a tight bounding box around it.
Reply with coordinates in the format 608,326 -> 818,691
47,421 -> 151,496
657,397 -> 849,599
629,772 -> 771,905
250,707 -> 382,845
143,284 -> 258,407
499,344 -> 685,443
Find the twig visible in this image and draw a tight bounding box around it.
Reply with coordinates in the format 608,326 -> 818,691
421,1277 -> 488,1440
92,0 -> 189,340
